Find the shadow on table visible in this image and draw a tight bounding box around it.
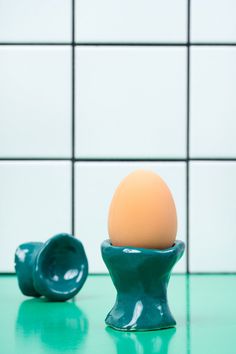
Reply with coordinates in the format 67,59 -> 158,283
106,326 -> 176,354
15,298 -> 88,352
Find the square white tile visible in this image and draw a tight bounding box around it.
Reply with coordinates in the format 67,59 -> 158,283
190,162 -> 236,272
0,0 -> 71,42
190,47 -> 236,158
75,162 -> 186,273
0,46 -> 71,158
0,162 -> 72,272
75,0 -> 187,43
75,47 -> 187,158
191,0 -> 236,42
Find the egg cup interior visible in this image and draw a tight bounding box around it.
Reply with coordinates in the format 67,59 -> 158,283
15,233 -> 88,301
101,239 -> 185,331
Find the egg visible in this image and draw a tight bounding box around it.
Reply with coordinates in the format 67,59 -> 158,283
108,169 -> 177,249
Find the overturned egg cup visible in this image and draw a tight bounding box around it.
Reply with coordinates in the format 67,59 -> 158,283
101,239 -> 185,331
15,233 -> 88,302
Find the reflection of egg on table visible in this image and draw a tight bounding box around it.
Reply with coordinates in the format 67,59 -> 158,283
108,169 -> 177,249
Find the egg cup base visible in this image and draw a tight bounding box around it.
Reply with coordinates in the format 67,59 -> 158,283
101,239 -> 185,331
105,301 -> 176,332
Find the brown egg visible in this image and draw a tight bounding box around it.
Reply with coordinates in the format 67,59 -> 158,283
108,169 -> 177,249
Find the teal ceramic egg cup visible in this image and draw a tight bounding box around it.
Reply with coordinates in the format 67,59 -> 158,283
15,233 -> 88,301
101,240 -> 185,331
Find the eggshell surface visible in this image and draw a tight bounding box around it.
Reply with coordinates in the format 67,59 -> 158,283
108,169 -> 177,249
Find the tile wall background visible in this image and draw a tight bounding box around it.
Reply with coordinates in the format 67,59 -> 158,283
0,0 -> 235,273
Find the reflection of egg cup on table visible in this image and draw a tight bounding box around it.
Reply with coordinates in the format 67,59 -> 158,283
16,299 -> 88,351
15,233 -> 88,301
101,239 -> 185,331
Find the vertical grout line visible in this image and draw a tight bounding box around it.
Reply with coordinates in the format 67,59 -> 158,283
71,0 -> 75,235
186,0 -> 191,275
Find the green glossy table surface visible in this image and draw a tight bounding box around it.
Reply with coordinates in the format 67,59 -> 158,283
0,275 -> 235,354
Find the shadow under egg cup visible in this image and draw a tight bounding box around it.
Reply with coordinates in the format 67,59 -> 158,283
101,240 -> 185,331
15,233 -> 88,301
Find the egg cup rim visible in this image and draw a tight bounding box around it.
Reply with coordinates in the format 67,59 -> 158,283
102,239 -> 185,255
33,233 -> 88,299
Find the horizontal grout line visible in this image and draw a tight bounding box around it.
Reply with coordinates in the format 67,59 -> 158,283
88,273 -> 189,276
0,158 -> 186,162
75,158 -> 187,162
76,42 -> 236,47
0,42 -> 186,47
1,42 -> 236,47
88,272 -> 236,276
0,272 -> 235,276
191,158 -> 236,161
191,42 -> 236,46
0,158 -> 72,161
88,273 -> 109,276
189,272 -> 236,275
1,158 -> 236,162
75,42 -> 187,47
0,158 -> 185,162
0,42 -> 73,46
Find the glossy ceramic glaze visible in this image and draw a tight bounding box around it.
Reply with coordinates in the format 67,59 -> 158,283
15,233 -> 88,301
101,240 -> 185,331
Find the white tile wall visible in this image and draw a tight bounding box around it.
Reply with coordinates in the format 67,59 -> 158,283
0,1 -> 235,274
0,46 -> 71,158
190,47 -> 236,158
75,162 -> 186,273
75,0 -> 187,43
190,162 -> 236,272
0,0 -> 71,42
75,47 -> 187,159
0,162 -> 71,272
191,0 -> 236,43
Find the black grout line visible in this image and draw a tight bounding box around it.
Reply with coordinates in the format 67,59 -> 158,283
1,157 -> 236,162
1,272 -> 235,276
71,0 -> 76,236
0,158 -> 71,161
190,43 -> 236,46
187,272 -> 236,275
186,0 -> 191,274
75,42 -> 187,46
0,43 -> 72,46
1,42 -> 236,47
189,158 -> 236,161
186,162 -> 190,274
76,42 -> 236,47
75,158 -> 187,162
